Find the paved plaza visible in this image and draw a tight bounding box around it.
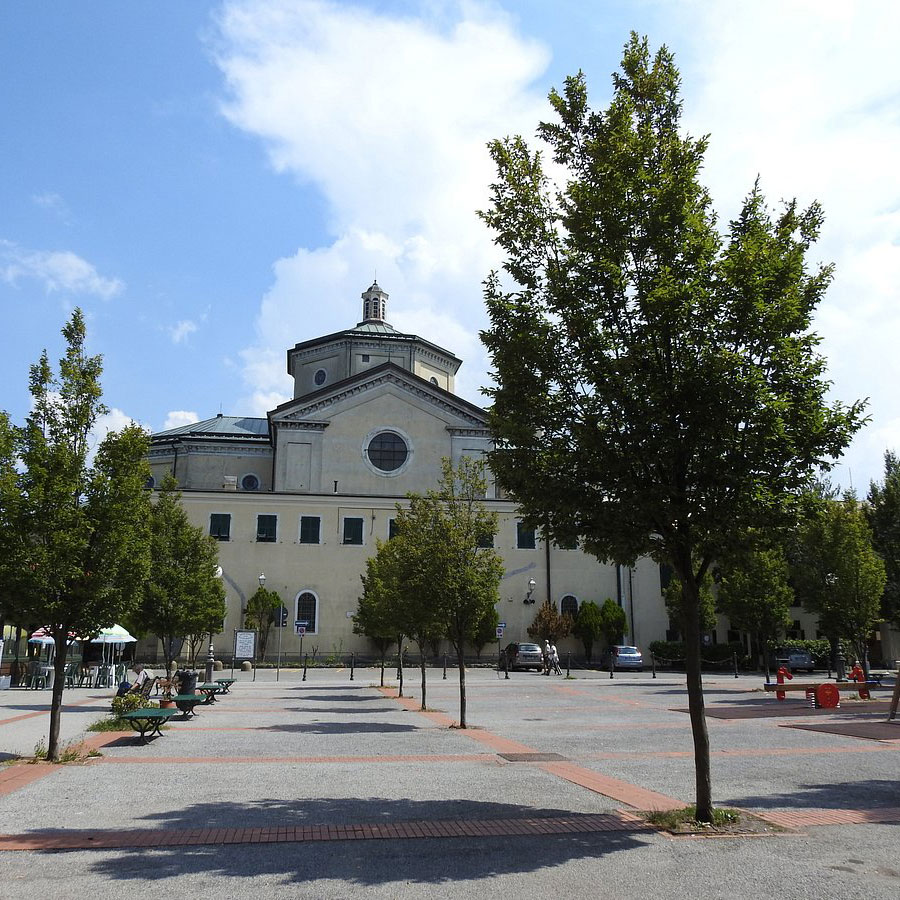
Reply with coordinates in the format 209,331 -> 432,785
0,667 -> 898,898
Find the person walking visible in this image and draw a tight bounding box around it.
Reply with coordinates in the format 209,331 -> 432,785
543,639 -> 552,675
551,643 -> 562,675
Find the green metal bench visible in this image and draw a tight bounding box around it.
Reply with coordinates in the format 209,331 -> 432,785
172,694 -> 205,718
214,678 -> 236,694
197,682 -> 226,704
120,707 -> 179,742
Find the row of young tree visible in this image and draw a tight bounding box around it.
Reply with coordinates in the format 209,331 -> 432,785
0,310 -> 225,760
353,458 -> 503,727
661,478 -> 893,680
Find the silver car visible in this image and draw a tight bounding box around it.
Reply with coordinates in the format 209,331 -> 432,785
504,642 -> 545,671
601,645 -> 644,671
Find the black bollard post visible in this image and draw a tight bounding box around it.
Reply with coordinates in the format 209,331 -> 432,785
504,652 -> 509,679
609,654 -> 614,679
380,657 -> 385,687
302,654 -> 308,682
442,654 -> 447,680
733,651 -> 739,679
651,653 -> 656,679
350,652 -> 355,681
566,651 -> 571,678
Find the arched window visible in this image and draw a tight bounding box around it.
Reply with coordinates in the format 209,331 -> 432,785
295,591 -> 318,634
560,595 -> 578,618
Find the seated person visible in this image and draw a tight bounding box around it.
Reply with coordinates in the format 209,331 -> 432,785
116,663 -> 152,696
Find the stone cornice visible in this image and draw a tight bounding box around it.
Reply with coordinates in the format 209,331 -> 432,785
273,421 -> 329,432
179,444 -> 273,458
446,428 -> 492,438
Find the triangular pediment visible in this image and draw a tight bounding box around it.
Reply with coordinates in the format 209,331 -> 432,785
268,363 -> 488,430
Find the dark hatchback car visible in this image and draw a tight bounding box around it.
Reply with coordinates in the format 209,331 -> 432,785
503,642 -> 544,671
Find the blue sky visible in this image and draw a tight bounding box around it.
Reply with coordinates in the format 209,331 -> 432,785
2,1 -> 899,491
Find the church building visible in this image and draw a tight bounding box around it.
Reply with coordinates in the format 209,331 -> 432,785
146,283 -> 723,662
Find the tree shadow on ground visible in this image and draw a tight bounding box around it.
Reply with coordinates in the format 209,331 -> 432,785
283,706 -> 399,715
258,722 -> 420,734
726,779 -> 900,810
0,704 -> 110,713
82,796 -> 647,887
299,693 -> 385,702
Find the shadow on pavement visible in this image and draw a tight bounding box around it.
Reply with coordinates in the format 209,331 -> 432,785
283,706 -> 399,715
258,722 -> 420,734
83,796 -> 647,886
727,779 -> 900,810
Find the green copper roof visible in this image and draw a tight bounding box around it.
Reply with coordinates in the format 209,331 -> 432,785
151,415 -> 269,440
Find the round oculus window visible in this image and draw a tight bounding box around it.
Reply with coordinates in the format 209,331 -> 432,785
241,473 -> 260,491
314,368 -> 327,386
366,431 -> 408,472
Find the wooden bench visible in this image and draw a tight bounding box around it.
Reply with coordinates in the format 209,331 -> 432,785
214,678 -> 236,694
120,707 -> 179,742
172,694 -> 206,719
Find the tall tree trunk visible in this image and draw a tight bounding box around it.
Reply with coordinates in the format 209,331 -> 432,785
681,576 -> 713,822
419,652 -> 427,711
457,646 -> 467,728
47,635 -> 69,761
397,642 -> 404,698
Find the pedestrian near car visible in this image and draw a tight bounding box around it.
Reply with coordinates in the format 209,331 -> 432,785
543,640 -> 552,675
551,643 -> 562,675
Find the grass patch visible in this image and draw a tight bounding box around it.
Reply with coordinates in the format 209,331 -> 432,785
643,806 -> 783,835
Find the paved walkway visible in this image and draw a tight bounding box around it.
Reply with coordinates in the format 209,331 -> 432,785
0,668 -> 898,898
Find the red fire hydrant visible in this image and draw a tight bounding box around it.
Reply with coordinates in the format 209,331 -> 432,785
775,665 -> 793,701
849,664 -> 870,699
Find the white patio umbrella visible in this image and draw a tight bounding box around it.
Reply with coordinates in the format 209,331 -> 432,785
90,624 -> 137,665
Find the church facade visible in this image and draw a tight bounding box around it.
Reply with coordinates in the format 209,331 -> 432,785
146,282 -> 819,663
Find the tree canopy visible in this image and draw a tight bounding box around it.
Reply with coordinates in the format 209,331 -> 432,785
244,586 -> 283,660
0,309 -> 152,759
867,451 -> 900,630
479,34 -> 864,820
129,474 -> 225,673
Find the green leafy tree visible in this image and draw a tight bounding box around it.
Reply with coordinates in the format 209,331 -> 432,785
527,600 -> 572,644
867,451 -> 900,630
244,586 -> 283,660
399,457 -> 503,726
663,572 -> 717,636
471,606 -> 500,659
129,474 -> 225,674
599,598 -> 627,649
794,493 -> 885,676
717,544 -> 793,677
0,310 -> 152,759
572,600 -> 604,661
353,567 -> 396,686
479,36 -> 864,820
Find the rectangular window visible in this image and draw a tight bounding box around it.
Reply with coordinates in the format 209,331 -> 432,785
256,514 -> 277,543
361,354 -> 370,362
296,593 -> 318,633
342,517 -> 364,545
556,536 -> 578,550
209,513 -> 231,541
516,521 -> 536,549
476,530 -> 494,548
299,516 -> 321,545
388,518 -> 400,540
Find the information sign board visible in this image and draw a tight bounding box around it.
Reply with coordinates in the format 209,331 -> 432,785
233,630 -> 256,660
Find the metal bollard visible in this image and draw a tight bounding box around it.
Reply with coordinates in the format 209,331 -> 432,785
350,652 -> 354,681
303,654 -> 308,682
733,651 -> 738,679
651,653 -> 656,679
609,655 -> 614,679
566,651 -> 571,678
443,654 -> 447,680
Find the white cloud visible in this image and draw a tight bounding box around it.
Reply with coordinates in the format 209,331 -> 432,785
32,191 -> 72,222
169,319 -> 198,344
213,0 -> 549,409
659,0 -> 900,489
163,410 -> 201,431
0,239 -> 124,299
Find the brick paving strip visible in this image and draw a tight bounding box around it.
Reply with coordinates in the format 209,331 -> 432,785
0,811 -> 652,851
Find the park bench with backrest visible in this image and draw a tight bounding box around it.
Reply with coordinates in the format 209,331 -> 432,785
120,707 -> 178,742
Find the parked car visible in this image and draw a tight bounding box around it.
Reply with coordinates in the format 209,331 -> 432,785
600,645 -> 644,671
503,642 -> 544,671
774,647 -> 815,673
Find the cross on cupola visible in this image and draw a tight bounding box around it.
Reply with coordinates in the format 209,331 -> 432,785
361,280 -> 388,322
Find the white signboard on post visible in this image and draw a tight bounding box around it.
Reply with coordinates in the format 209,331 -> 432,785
233,630 -> 256,660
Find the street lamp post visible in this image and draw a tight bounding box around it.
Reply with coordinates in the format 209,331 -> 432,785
206,565 -> 224,682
